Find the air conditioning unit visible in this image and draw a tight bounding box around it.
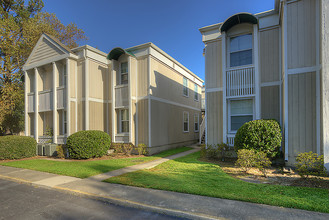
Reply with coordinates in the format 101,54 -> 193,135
37,144 -> 57,156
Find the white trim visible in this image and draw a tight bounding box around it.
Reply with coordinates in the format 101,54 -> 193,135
260,81 -> 281,87
150,96 -> 201,111
128,57 -> 132,143
279,25 -> 282,127
34,68 -> 39,143
24,71 -> 28,136
222,31 -> 227,144
75,60 -> 78,133
24,54 -> 70,71
135,57 -> 138,145
283,2 -> 289,161
183,111 -> 189,133
194,113 -> 199,132
52,62 -> 57,143
254,24 -> 261,120
66,58 -> 70,136
206,87 -> 223,93
148,55 -> 152,147
85,55 -> 89,130
287,66 -> 321,75
111,60 -> 116,142
315,0 -> 320,155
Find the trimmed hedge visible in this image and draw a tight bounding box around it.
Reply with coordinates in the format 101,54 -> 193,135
66,130 -> 111,159
0,136 -> 37,160
234,119 -> 282,159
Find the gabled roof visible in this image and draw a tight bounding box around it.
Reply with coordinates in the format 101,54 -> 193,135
44,33 -> 72,53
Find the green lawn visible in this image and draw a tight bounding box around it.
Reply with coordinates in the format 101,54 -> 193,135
0,147 -> 192,178
105,152 -> 329,213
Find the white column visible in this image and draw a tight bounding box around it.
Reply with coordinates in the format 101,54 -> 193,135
52,62 -> 57,143
283,2 -> 289,161
253,24 -> 261,119
66,58 -> 71,136
315,0 -> 320,156
128,56 -> 132,143
111,60 -> 116,142
222,32 -> 227,144
34,68 -> 39,143
85,56 -> 89,130
24,71 -> 29,136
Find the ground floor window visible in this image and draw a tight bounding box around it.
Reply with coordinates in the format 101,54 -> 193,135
229,99 -> 253,132
120,109 -> 129,133
194,114 -> 199,132
183,111 -> 189,132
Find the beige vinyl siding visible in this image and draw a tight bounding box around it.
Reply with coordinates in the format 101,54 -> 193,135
108,103 -> 112,136
206,91 -> 223,145
77,61 -> 85,100
28,113 -> 34,135
137,99 -> 148,146
261,86 -> 280,122
150,57 -> 201,109
150,99 -> 199,148
89,101 -> 105,131
27,70 -> 34,93
260,28 -> 280,83
137,58 -> 148,97
70,59 -> 76,98
77,101 -> 85,131
89,60 -> 109,100
131,100 -> 136,145
288,72 -> 316,164
205,40 -> 222,89
70,101 -> 76,134
38,65 -> 52,91
287,0 -> 316,69
29,38 -> 64,64
130,57 -> 137,97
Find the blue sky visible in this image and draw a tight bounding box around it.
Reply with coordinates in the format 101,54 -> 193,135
43,0 -> 274,81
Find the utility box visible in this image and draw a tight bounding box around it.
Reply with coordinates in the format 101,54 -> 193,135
37,144 -> 57,156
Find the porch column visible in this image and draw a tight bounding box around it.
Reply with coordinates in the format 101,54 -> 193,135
221,32 -> 227,144
24,71 -> 28,136
34,68 -> 39,143
52,62 -> 57,143
85,56 -> 89,130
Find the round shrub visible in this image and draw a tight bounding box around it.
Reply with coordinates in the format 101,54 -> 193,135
0,136 -> 37,160
234,119 -> 282,159
66,130 -> 111,159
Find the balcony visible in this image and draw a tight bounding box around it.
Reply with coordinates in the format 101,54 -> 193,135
115,85 -> 129,108
27,93 -> 35,113
38,90 -> 53,112
226,66 -> 255,98
57,87 -> 65,109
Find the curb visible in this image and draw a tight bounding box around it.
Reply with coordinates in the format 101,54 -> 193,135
0,174 -> 222,220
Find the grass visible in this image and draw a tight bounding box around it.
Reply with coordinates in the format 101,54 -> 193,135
105,152 -> 329,213
0,147 -> 192,178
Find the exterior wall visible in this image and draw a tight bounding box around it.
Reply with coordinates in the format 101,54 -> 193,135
89,59 -> 109,100
137,58 -> 148,97
205,40 -> 222,89
137,99 -> 149,146
206,91 -> 223,145
261,86 -> 280,121
89,101 -> 105,131
70,101 -> 76,134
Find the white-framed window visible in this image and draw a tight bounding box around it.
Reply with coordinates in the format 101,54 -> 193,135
230,34 -> 253,67
228,99 -> 254,132
194,114 -> 199,132
183,111 -> 189,132
194,84 -> 198,101
120,62 -> 128,84
63,111 -> 67,134
183,77 -> 188,97
119,109 -> 129,133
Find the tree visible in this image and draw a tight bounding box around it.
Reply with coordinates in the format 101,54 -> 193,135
0,0 -> 87,134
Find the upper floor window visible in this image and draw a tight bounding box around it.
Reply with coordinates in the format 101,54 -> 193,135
230,34 -> 252,67
194,84 -> 198,101
120,62 -> 128,84
183,77 -> 188,97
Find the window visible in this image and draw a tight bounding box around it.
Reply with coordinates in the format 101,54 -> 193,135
229,99 -> 253,132
120,109 -> 129,133
120,62 -> 128,84
194,84 -> 198,101
194,114 -> 199,132
183,112 -> 189,132
183,77 -> 188,97
63,64 -> 67,86
230,34 -> 252,67
63,111 -> 67,134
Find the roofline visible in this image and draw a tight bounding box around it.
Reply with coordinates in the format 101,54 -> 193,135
72,45 -> 108,57
199,23 -> 222,33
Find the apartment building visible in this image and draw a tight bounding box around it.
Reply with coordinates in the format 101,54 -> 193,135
23,34 -> 203,154
199,0 -> 329,168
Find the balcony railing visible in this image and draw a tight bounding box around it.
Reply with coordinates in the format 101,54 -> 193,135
115,85 -> 129,108
57,87 -> 65,109
27,93 -> 35,113
226,66 -> 255,98
39,90 -> 53,112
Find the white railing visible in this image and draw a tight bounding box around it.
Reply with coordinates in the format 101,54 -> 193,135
39,90 -> 53,112
199,116 -> 206,144
28,93 -> 35,112
227,134 -> 235,147
226,66 -> 255,97
57,87 -> 65,109
38,136 -> 52,144
115,85 -> 129,108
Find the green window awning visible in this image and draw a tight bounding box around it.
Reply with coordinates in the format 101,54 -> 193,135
220,13 -> 258,33
107,47 -> 135,60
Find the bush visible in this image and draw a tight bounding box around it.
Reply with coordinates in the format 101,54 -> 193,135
66,130 -> 111,159
234,119 -> 282,159
235,149 -> 256,172
295,152 -> 327,178
137,143 -> 148,155
254,151 -> 272,177
0,136 -> 36,160
200,143 -> 231,161
56,145 -> 66,159
122,143 -> 134,156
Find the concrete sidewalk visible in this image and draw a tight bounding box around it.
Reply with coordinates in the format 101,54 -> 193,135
1,148 -> 329,219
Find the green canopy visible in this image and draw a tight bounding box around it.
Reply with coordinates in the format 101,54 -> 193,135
107,47 -> 135,60
220,13 -> 258,33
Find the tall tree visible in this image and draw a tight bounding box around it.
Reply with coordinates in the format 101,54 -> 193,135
0,0 -> 87,134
